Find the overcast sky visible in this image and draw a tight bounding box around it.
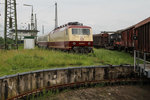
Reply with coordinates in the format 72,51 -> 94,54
0,0 -> 150,36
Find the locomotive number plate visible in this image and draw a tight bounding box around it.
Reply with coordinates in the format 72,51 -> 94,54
80,37 -> 84,41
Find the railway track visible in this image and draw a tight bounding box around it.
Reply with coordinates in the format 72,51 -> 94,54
8,78 -> 150,100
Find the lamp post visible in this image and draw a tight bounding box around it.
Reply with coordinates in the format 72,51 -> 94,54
0,3 -> 4,37
55,2 -> 58,29
23,4 -> 34,30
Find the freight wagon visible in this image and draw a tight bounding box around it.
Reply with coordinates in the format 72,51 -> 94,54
120,25 -> 135,52
134,17 -> 150,53
93,17 -> 150,54
93,33 -> 109,48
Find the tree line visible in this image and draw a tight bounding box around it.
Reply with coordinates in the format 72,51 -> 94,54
0,37 -> 14,45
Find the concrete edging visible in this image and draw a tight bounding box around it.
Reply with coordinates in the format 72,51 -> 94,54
0,65 -> 133,100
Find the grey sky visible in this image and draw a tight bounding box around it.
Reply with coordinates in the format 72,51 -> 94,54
0,0 -> 150,36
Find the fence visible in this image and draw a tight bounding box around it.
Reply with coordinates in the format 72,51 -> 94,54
134,50 -> 150,78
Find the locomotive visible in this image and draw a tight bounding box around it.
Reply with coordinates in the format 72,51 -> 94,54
37,22 -> 93,53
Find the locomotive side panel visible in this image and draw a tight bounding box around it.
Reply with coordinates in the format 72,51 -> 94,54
49,27 -> 69,49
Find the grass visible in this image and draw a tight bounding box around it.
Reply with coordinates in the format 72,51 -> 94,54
0,48 -> 134,77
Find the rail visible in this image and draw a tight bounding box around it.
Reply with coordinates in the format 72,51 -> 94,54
7,78 -> 149,100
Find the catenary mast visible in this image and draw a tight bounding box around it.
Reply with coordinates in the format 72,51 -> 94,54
4,0 -> 18,49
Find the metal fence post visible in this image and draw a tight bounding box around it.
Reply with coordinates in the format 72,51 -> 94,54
134,50 -> 136,71
137,51 -> 140,66
137,51 -> 141,75
144,53 -> 146,70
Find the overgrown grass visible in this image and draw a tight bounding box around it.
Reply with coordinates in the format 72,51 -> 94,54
94,49 -> 134,65
0,48 -> 133,77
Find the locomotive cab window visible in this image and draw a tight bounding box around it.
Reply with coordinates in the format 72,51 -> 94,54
82,29 -> 90,35
72,28 -> 90,35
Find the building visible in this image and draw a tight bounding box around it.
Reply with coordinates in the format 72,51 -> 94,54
10,29 -> 38,41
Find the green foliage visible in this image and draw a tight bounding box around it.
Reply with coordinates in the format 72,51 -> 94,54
0,37 -> 4,44
93,49 -> 134,65
0,48 -> 134,77
0,37 -> 14,45
7,38 -> 15,44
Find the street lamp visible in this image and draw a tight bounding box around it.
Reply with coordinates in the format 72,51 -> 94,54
23,4 -> 34,30
0,3 -> 5,45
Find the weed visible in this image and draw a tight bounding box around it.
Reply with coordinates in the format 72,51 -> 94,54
0,48 -> 134,77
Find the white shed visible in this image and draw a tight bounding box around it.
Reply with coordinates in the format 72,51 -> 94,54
24,36 -> 35,49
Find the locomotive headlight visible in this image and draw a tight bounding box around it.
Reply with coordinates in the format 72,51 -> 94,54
73,42 -> 76,45
88,42 -> 91,45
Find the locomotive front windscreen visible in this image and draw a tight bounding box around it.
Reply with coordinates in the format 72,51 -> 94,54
72,28 -> 90,35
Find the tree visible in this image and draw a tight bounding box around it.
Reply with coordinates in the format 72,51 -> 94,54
0,37 -> 4,44
0,37 -> 14,45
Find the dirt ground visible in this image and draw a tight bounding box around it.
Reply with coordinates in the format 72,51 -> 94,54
44,85 -> 150,100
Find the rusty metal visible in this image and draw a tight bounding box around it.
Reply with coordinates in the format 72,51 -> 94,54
121,25 -> 135,52
134,17 -> 150,53
109,33 -> 121,49
135,17 -> 150,28
93,33 -> 109,48
7,78 -> 149,100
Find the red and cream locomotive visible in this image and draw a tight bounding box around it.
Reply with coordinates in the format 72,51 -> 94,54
37,22 -> 93,53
